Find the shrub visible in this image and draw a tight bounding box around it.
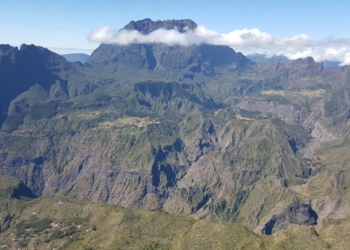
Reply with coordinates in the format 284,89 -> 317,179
15,218 -> 52,236
30,101 -> 58,119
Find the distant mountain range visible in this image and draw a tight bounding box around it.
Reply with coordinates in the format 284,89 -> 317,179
247,53 -> 341,67
1,18 -> 350,247
61,53 -> 89,63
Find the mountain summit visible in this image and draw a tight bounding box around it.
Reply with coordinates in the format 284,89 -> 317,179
123,18 -> 197,34
87,18 -> 251,73
86,19 -> 251,78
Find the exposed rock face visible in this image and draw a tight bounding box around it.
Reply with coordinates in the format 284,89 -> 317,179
0,176 -> 37,199
0,176 -> 37,232
86,43 -> 251,83
236,100 -> 307,122
262,204 -> 318,235
123,18 -> 197,34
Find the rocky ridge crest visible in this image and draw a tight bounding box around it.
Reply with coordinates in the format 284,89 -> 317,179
123,18 -> 197,34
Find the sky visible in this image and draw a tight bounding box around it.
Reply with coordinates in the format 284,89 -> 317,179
1,0 -> 350,64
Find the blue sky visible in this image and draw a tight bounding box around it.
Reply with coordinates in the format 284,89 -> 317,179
1,0 -> 350,63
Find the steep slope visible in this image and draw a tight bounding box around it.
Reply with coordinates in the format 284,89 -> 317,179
0,176 -> 36,233
87,19 -> 251,84
3,195 -> 348,250
0,78 -> 314,232
87,43 -> 251,88
0,44 -> 120,131
0,44 -> 72,125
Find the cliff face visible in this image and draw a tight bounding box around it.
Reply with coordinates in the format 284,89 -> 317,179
236,100 -> 307,122
123,18 -> 197,34
262,204 -> 318,235
0,176 -> 36,199
0,176 -> 36,233
87,43 -> 251,83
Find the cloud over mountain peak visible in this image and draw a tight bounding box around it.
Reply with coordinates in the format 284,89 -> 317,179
87,19 -> 350,65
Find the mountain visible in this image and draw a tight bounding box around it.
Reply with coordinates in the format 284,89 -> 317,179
0,176 -> 37,233
0,44 -> 72,126
246,53 -> 289,63
0,187 -> 348,249
123,18 -> 197,34
1,19 -> 350,242
87,18 -> 252,81
0,44 -> 115,128
322,60 -> 341,68
62,53 -> 89,63
247,53 -> 341,67
0,189 -> 349,249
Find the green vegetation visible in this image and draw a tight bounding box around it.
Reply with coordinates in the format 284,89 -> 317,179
15,218 -> 52,236
30,101 -> 58,119
0,81 -> 316,230
0,196 -> 348,249
1,111 -> 29,132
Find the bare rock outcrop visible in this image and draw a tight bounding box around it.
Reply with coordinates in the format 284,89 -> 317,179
237,100 -> 306,122
261,204 -> 318,235
123,18 -> 197,34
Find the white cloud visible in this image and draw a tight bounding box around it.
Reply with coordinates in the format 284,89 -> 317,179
87,25 -> 274,47
208,28 -> 274,47
87,25 -> 116,44
87,25 -> 350,65
88,25 -> 205,46
323,36 -> 350,47
284,48 -> 316,60
341,53 -> 350,66
262,47 -> 350,65
275,34 -> 315,47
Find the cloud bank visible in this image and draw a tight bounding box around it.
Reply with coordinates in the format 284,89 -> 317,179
87,25 -> 274,47
88,25 -> 350,65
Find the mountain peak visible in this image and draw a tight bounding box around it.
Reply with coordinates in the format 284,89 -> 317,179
0,44 -> 18,57
123,18 -> 197,34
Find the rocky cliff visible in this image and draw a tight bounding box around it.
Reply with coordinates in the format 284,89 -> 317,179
262,204 -> 318,235
123,18 -> 197,34
0,176 -> 36,233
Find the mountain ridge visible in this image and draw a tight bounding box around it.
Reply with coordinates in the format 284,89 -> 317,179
123,18 -> 198,34
62,53 -> 89,63
247,53 -> 342,68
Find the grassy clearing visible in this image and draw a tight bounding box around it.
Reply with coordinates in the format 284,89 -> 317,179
261,89 -> 325,98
